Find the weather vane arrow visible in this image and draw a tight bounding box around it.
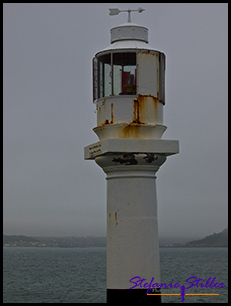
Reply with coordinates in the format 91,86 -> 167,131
109,7 -> 145,23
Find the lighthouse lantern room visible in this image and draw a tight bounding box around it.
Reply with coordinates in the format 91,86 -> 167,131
92,19 -> 166,141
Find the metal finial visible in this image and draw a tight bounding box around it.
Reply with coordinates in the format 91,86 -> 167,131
109,7 -> 145,23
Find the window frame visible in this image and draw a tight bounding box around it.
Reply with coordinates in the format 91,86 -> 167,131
94,51 -> 137,100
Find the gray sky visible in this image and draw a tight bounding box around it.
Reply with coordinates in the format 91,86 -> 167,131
3,3 -> 228,239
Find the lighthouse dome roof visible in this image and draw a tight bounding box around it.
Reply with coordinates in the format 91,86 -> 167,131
95,23 -> 157,56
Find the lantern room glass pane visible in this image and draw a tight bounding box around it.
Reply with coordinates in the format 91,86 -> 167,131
98,53 -> 112,98
113,53 -> 136,95
97,52 -> 136,99
93,57 -> 98,101
159,53 -> 165,104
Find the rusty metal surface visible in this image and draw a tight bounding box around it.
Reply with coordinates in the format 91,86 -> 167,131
94,124 -> 167,140
94,93 -> 166,140
110,103 -> 114,123
132,94 -> 162,125
96,94 -> 163,127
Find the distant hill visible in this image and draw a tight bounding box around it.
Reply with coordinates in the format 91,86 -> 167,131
3,228 -> 228,248
185,228 -> 228,247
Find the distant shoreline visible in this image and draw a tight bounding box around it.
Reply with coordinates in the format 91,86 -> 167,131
3,228 -> 228,248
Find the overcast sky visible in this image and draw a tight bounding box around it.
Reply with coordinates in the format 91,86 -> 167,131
3,3 -> 228,239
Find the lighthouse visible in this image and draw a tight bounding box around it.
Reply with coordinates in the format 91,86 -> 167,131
84,8 -> 179,303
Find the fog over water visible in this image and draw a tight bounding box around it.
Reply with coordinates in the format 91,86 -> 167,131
3,3 -> 228,239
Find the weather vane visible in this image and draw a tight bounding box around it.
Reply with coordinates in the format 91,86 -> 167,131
109,7 -> 145,23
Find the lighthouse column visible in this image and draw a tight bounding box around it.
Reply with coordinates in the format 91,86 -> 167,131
96,153 -> 166,303
84,7 -> 180,303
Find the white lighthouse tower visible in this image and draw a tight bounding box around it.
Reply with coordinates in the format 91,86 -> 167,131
84,8 -> 179,303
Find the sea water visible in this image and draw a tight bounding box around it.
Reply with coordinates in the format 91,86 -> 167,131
3,247 -> 228,303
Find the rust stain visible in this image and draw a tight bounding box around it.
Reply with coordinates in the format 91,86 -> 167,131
154,99 -> 158,124
98,102 -> 113,126
133,94 -> 160,124
116,94 -> 163,138
121,124 -> 141,139
110,103 -> 114,124
115,212 -> 118,226
98,99 -> 106,112
133,99 -> 139,123
140,49 -> 151,54
98,94 -> 163,130
109,213 -> 111,219
97,99 -> 106,126
137,95 -> 148,124
138,94 -> 155,98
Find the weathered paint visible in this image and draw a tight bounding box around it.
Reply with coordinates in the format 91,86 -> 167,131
96,153 -> 168,169
97,95 -> 163,125
111,153 -> 161,166
110,103 -> 114,124
94,93 -> 166,141
93,123 -> 167,140
132,99 -> 139,123
121,124 -> 141,139
133,94 -> 161,124
112,153 -> 138,165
